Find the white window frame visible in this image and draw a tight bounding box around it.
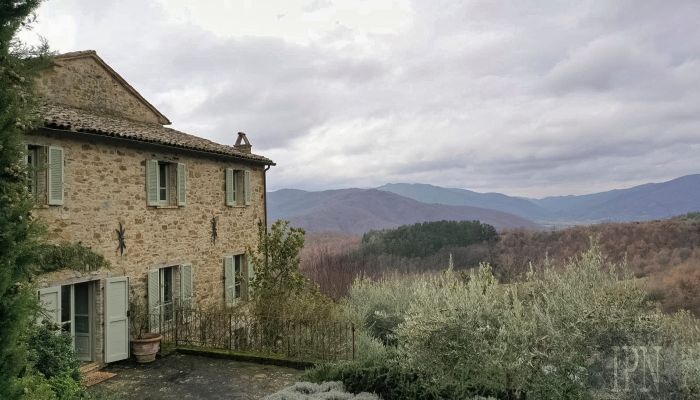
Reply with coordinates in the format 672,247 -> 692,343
157,161 -> 170,205
233,254 -> 243,301
160,266 -> 175,322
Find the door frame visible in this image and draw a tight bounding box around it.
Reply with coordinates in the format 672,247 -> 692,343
70,281 -> 96,362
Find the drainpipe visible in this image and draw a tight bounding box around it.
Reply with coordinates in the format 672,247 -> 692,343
263,164 -> 271,231
263,164 -> 271,270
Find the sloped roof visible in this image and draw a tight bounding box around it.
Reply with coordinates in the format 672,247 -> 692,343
54,50 -> 172,125
37,51 -> 274,165
40,103 -> 275,165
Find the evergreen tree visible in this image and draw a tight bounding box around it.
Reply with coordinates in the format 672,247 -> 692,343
0,1 -> 48,397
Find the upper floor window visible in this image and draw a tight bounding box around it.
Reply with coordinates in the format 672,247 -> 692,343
146,159 -> 186,207
24,144 -> 63,206
158,161 -> 169,203
225,168 -> 251,207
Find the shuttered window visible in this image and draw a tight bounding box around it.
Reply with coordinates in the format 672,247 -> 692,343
147,269 -> 161,332
180,264 -> 193,310
225,168 -> 236,206
25,144 -> 48,204
38,286 -> 61,325
225,169 -> 251,207
47,146 -> 64,205
224,255 -> 246,305
244,170 -> 251,205
146,160 -> 186,207
177,163 -> 186,206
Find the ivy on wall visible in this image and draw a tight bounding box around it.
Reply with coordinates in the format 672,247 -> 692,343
35,242 -> 110,273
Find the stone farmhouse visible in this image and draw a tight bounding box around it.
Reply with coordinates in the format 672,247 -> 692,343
28,50 -> 274,366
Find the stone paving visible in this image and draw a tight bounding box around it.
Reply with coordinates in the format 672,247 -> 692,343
89,353 -> 304,399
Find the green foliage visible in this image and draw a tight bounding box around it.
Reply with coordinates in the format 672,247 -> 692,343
680,212 -> 700,221
0,1 -> 52,397
27,322 -> 81,381
264,381 -> 379,400
360,220 -> 497,258
248,220 -> 336,320
304,356 -> 497,400
343,274 -> 421,347
35,242 -> 110,273
325,246 -> 700,399
250,220 -> 307,298
14,372 -> 57,400
25,322 -> 85,399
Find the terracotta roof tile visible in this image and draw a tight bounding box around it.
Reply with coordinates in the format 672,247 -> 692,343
39,103 -> 274,165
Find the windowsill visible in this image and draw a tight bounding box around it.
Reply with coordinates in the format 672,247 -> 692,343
229,205 -> 249,208
154,205 -> 180,209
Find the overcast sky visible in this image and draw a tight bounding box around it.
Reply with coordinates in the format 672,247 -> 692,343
19,0 -> 700,197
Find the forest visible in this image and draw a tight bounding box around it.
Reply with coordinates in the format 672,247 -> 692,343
301,214 -> 700,316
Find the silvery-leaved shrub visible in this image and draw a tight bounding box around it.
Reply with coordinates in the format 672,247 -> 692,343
323,245 -> 700,399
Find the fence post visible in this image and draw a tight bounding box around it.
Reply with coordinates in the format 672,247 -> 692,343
286,320 -> 291,358
174,304 -> 179,346
229,313 -> 233,351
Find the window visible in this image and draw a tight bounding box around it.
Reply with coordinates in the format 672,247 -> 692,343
224,254 -> 250,305
24,144 -> 63,205
158,162 -> 169,203
161,266 -> 174,322
146,159 -> 186,207
147,264 -> 193,331
225,168 -> 251,206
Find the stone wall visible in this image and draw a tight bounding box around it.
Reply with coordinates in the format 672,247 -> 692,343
30,129 -> 267,309
35,55 -> 164,125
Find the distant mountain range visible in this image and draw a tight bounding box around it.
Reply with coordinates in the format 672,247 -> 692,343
268,174 -> 700,233
267,189 -> 540,234
379,174 -> 700,225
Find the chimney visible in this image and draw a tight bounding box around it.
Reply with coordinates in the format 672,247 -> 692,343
234,132 -> 252,154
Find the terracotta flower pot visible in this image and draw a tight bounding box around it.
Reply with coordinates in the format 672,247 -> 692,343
131,333 -> 162,363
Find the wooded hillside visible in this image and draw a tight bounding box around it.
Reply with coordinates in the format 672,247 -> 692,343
300,214 -> 700,315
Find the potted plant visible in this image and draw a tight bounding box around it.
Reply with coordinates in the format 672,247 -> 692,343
129,298 -> 162,363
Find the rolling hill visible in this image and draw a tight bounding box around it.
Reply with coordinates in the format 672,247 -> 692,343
378,174 -> 700,224
268,188 -> 540,234
378,183 -> 548,221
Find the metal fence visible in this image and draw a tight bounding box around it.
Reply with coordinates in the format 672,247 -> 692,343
134,307 -> 355,362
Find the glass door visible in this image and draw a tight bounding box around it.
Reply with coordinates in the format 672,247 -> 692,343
59,282 -> 93,362
73,282 -> 91,361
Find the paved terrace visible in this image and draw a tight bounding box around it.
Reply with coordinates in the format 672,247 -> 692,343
89,353 -> 303,399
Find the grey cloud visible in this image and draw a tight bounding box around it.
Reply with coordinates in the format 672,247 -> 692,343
32,0 -> 700,197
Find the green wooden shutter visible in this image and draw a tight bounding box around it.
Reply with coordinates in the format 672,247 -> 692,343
225,168 -> 235,206
177,163 -> 186,206
180,264 -> 193,310
146,160 -> 159,206
244,170 -> 251,205
104,277 -> 129,362
224,256 -> 235,305
38,286 -> 61,325
47,146 -> 64,205
147,269 -> 161,333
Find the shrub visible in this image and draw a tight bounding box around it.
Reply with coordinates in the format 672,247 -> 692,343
26,322 -> 85,399
325,245 -> 700,399
304,356 -> 499,400
264,381 -> 379,400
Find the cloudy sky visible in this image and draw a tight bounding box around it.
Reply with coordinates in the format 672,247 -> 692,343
19,0 -> 700,197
